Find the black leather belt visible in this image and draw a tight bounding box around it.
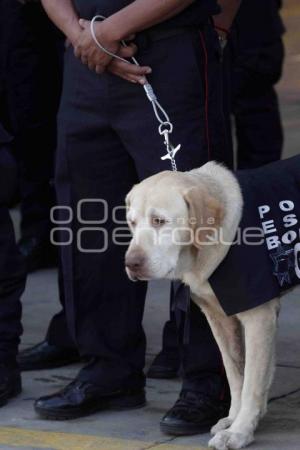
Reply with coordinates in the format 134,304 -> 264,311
145,26 -> 192,42
134,26 -> 199,49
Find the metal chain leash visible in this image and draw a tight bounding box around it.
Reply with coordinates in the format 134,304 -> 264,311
90,15 -> 181,172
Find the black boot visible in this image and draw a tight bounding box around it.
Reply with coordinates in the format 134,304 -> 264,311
34,379 -> 146,420
160,390 -> 230,436
17,341 -> 80,371
0,365 -> 22,407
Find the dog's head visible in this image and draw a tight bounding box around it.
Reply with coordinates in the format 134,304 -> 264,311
125,170 -> 224,281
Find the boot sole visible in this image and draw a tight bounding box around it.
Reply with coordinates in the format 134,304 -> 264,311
160,420 -> 216,436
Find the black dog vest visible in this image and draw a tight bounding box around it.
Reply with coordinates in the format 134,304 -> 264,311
210,155 -> 300,316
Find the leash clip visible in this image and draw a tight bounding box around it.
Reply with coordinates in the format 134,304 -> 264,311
159,123 -> 181,171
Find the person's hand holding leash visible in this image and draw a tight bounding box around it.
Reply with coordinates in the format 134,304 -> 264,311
41,0 -> 196,81
107,45 -> 151,84
74,19 -> 119,72
77,19 -> 151,83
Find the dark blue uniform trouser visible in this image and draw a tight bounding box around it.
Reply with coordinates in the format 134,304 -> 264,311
0,132 -> 24,365
233,39 -> 284,169
0,205 -> 24,364
53,25 -> 232,391
156,40 -> 284,394
2,1 -> 63,240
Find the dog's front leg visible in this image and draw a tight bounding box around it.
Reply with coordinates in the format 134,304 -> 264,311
198,302 -> 244,437
210,299 -> 279,450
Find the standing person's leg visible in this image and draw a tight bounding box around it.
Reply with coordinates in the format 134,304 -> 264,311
147,39 -> 234,382
164,32 -> 233,436
35,48 -> 147,420
45,266 -> 77,351
147,311 -> 180,379
110,25 -> 231,433
5,2 -> 63,271
0,135 -> 25,405
35,23 -> 231,421
7,2 -> 80,369
233,40 -> 284,169
18,262 -> 80,372
0,204 -> 24,369
0,204 -> 24,405
235,86 -> 283,169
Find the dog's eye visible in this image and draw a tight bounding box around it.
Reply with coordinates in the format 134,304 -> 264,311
128,219 -> 136,227
151,216 -> 166,228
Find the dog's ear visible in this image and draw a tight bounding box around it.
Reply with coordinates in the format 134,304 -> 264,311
184,185 -> 224,249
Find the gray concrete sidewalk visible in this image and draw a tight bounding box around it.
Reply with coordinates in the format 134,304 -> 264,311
0,277 -> 299,450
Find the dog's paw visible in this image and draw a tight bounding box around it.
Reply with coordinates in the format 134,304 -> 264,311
208,430 -> 254,449
209,431 -> 231,450
211,417 -> 234,435
226,430 -> 254,449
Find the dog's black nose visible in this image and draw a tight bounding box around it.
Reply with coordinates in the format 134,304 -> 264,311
125,251 -> 145,272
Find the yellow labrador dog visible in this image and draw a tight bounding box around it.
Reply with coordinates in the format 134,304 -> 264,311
124,160 -> 300,450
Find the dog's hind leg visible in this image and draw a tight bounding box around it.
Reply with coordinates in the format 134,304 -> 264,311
210,298 -> 279,450
198,301 -> 245,436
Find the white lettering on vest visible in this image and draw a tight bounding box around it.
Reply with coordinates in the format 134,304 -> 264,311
279,200 -> 294,212
283,214 -> 298,228
258,205 -> 270,219
266,235 -> 280,250
282,230 -> 297,245
262,220 -> 276,235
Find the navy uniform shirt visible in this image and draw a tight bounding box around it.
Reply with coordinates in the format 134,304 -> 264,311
210,156 -> 300,316
74,0 -> 220,28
